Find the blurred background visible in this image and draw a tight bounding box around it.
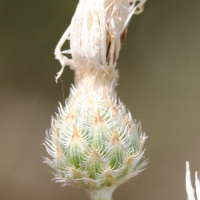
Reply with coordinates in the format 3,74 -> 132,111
1,0 -> 200,199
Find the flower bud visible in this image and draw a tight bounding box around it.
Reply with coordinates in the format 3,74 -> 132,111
44,79 -> 147,197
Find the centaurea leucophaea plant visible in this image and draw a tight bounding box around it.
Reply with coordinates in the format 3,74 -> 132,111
186,161 -> 200,200
44,0 -> 147,199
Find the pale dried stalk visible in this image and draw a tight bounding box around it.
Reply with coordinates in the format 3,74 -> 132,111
186,162 -> 200,200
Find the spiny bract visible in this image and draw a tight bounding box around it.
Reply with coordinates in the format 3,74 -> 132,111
44,77 -> 147,191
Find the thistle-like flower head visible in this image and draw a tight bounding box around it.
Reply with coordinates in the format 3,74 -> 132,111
44,0 -> 147,199
44,79 -> 147,189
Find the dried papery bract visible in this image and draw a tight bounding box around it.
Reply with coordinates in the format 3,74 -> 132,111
44,0 -> 147,200
55,0 -> 146,83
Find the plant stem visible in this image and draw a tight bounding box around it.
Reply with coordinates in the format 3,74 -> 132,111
89,188 -> 115,200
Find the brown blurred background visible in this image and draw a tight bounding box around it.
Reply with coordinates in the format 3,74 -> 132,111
1,0 -> 200,199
